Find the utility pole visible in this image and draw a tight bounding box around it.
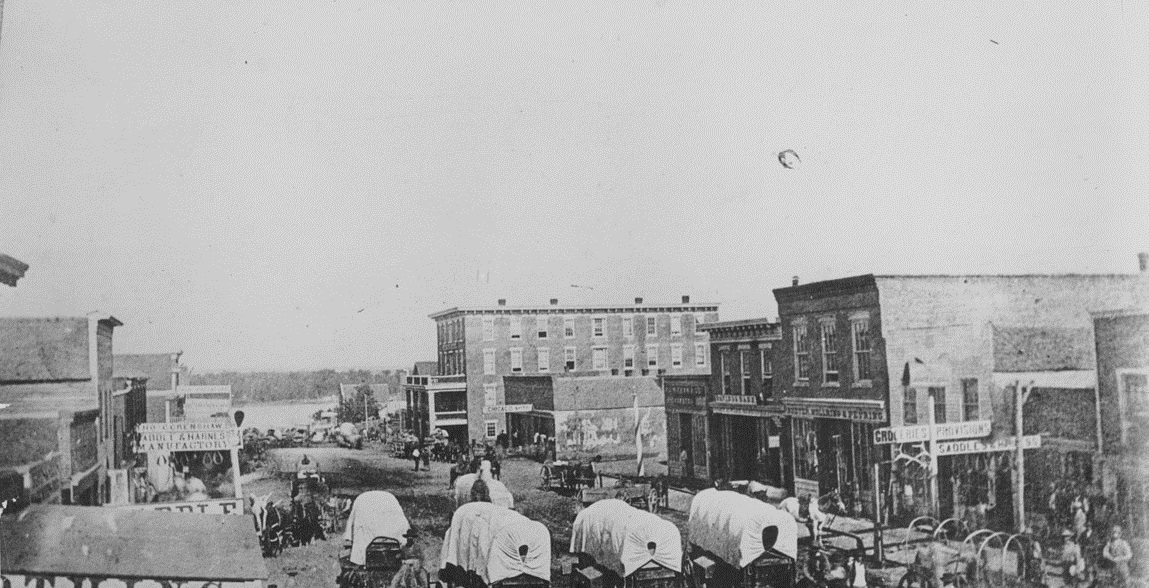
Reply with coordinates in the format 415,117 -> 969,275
872,461 -> 885,565
927,387 -> 940,517
1013,380 -> 1033,532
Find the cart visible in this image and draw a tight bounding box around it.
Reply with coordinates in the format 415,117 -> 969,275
455,464 -> 515,510
580,483 -> 654,512
337,491 -> 416,588
569,499 -> 686,588
439,501 -> 552,587
686,489 -> 797,588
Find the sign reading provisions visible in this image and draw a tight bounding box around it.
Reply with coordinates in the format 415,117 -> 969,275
935,434 -> 1042,456
873,420 -> 992,445
483,404 -> 532,414
135,422 -> 241,452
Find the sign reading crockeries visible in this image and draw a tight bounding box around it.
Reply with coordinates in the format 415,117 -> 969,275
135,421 -> 241,452
873,420 -> 992,445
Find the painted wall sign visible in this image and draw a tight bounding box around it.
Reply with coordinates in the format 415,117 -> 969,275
135,422 -> 240,452
783,401 -> 885,423
873,420 -> 992,445
120,498 -> 244,515
935,434 -> 1042,456
481,404 -> 532,414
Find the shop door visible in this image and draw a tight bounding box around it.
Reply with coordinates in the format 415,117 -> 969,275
731,416 -> 758,480
679,413 -> 694,477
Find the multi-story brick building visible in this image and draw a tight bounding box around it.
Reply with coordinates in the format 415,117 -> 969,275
429,296 -> 719,442
661,373 -> 710,482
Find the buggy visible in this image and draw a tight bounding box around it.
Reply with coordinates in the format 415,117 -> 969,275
337,491 -> 416,588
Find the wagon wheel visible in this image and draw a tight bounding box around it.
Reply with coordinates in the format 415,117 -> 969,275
646,487 -> 660,513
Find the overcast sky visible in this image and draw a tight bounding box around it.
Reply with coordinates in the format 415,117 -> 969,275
1,0 -> 1146,371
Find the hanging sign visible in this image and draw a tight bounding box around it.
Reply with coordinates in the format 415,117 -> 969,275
135,422 -> 241,452
873,420 -> 992,444
935,434 -> 1042,456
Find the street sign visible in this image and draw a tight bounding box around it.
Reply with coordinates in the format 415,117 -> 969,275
873,420 -> 992,444
935,434 -> 1042,456
482,404 -> 533,414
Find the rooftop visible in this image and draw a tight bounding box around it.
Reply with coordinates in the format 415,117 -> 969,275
697,317 -> 780,339
0,254 -> 29,287
0,317 -> 94,382
430,299 -> 720,319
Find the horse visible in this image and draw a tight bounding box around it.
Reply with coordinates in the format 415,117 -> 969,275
289,496 -> 326,546
250,493 -> 285,557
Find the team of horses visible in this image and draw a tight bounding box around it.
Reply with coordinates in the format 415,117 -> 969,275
251,491 -> 348,557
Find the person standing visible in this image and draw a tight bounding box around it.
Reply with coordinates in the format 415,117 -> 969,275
1102,525 -> 1133,587
411,446 -> 421,472
1060,530 -> 1086,587
913,542 -> 944,588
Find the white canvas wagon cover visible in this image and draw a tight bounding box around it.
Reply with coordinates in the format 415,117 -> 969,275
343,491 -> 411,566
439,502 -> 551,584
569,499 -> 683,577
454,472 -> 515,509
687,489 -> 797,568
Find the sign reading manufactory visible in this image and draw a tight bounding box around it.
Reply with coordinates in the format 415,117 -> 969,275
873,420 -> 992,444
135,422 -> 241,452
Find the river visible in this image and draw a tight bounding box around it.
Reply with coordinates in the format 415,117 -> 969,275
234,396 -> 339,431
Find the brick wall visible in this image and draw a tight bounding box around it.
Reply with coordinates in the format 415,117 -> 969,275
0,416 -> 59,468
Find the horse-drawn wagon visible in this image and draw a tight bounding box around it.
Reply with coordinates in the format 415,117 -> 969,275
686,489 -> 798,588
439,501 -> 552,587
569,499 -> 686,588
337,490 -> 420,588
456,461 -> 515,509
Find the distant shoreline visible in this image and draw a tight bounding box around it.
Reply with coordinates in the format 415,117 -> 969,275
234,396 -> 338,408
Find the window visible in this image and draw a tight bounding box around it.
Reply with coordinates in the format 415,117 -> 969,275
483,348 -> 496,375
564,317 -> 575,338
646,316 -> 657,336
483,383 -> 497,407
904,388 -> 918,424
593,347 -> 608,371
695,342 -> 707,367
622,316 -> 634,338
510,348 -> 523,373
671,315 -> 682,336
740,351 -> 751,394
593,317 -> 605,338
646,344 -> 659,368
852,319 -> 872,381
1120,371 -> 1149,446
694,313 -> 705,332
537,347 -> 550,372
623,345 -> 635,368
485,420 -> 497,438
536,316 -> 548,339
931,386 -> 947,424
482,317 -> 495,341
961,379 -> 979,421
671,343 -> 683,368
794,325 -> 811,381
564,347 -> 576,371
821,322 -> 839,383
761,348 -> 773,398
722,353 -> 732,394
509,317 -> 521,339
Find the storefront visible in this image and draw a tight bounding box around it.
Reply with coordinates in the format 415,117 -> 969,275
663,374 -> 710,481
132,420 -> 244,512
783,398 -> 885,518
709,405 -> 785,488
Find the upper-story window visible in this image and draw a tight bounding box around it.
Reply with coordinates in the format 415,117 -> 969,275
904,388 -> 918,424
851,318 -> 872,382
646,316 -> 657,336
794,325 -> 811,381
622,316 -> 634,338
961,379 -> 979,421
693,313 -> 705,333
721,353 -> 732,394
695,342 -> 707,367
509,317 -> 522,339
537,316 -> 548,339
760,347 -> 773,398
510,348 -> 523,373
670,315 -> 682,337
593,317 -> 606,338
564,317 -> 575,338
564,347 -> 577,371
646,344 -> 659,368
592,347 -> 608,371
482,317 -> 495,342
821,321 -> 839,384
931,386 -> 947,424
740,351 -> 751,394
537,347 -> 550,372
483,348 -> 496,375
671,343 -> 683,368
623,345 -> 635,369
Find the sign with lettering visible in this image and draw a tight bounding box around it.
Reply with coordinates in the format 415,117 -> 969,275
121,497 -> 244,515
0,574 -> 256,587
783,401 -> 886,423
482,404 -> 532,414
873,420 -> 992,445
135,422 -> 241,452
935,435 -> 1042,456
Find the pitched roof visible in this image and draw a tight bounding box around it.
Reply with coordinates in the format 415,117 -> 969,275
114,353 -> 182,390
1,505 -> 268,581
0,254 -> 30,287
0,382 -> 99,415
0,318 -> 91,382
413,361 -> 439,376
993,326 -> 1096,372
551,376 -> 664,411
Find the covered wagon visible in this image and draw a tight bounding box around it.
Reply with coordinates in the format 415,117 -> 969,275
455,462 -> 515,509
439,501 -> 552,588
686,489 -> 797,588
569,499 -> 684,588
338,491 -> 416,588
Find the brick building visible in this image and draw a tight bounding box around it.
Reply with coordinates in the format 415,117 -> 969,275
403,361 -> 469,441
0,314 -> 122,506
661,374 -> 710,481
429,297 -> 718,442
115,352 -> 186,423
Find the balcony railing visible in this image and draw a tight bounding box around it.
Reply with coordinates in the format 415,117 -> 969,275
713,394 -> 758,405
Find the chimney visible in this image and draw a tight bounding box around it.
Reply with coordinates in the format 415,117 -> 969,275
550,298 -> 559,306
792,276 -> 799,286
497,299 -> 506,306
635,297 -> 643,305
681,295 -> 690,304
1140,252 -> 1148,273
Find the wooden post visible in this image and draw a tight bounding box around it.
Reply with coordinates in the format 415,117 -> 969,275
1014,381 -> 1026,532
231,446 -> 243,500
873,461 -> 885,565
928,388 -> 940,518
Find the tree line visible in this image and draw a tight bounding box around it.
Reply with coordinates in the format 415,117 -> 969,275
189,369 -> 404,403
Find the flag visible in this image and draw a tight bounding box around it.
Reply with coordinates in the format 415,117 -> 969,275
634,393 -> 645,477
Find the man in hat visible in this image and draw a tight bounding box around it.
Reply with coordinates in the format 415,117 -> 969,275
1102,525 -> 1133,587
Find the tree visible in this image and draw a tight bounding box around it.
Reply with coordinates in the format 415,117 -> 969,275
339,383 -> 380,424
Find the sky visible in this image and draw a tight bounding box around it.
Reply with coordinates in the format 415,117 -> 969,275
1,0 -> 1147,371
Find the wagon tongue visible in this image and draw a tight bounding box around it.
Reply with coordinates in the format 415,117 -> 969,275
761,526 -> 779,552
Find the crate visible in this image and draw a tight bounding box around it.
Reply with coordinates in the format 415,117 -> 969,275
625,565 -> 681,588
572,566 -> 607,588
492,574 -> 550,587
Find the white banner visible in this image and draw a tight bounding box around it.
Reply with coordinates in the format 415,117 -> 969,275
121,498 -> 244,515
935,434 -> 1042,456
873,420 -> 992,444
